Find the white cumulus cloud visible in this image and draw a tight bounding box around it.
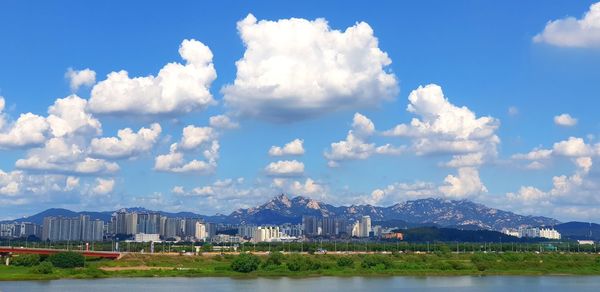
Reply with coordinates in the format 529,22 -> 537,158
46,95 -> 102,138
325,112 -> 403,166
65,68 -> 96,92
269,138 -> 305,156
178,125 -> 216,151
554,113 -> 578,127
15,137 -> 119,175
154,141 -> 219,174
209,115 -> 239,129
533,2 -> 600,48
90,123 -> 162,159
222,14 -> 398,122
89,39 -> 217,116
438,167 -> 488,198
384,84 -> 500,167
265,160 -> 304,176
93,178 -> 115,195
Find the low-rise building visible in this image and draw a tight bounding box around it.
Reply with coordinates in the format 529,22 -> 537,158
134,233 -> 160,242
382,232 -> 404,240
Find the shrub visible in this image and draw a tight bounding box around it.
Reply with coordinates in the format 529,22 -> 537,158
434,244 -> 451,256
231,253 -> 260,273
360,255 -> 393,269
12,254 -> 41,267
262,251 -> 284,268
31,261 -> 53,274
202,244 -> 213,252
48,252 -> 85,268
336,256 -> 354,268
286,254 -> 320,271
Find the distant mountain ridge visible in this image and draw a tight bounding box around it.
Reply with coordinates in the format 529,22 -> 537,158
230,194 -> 560,230
5,194 -> 560,231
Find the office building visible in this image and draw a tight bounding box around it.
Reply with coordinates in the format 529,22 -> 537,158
302,215 -> 318,237
359,216 -> 371,238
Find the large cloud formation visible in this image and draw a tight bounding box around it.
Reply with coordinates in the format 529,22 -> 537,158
89,39 -> 217,115
384,84 -> 500,168
534,2 -> 600,48
222,14 -> 398,122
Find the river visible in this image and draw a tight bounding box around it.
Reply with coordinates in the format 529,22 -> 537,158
1,276 -> 600,291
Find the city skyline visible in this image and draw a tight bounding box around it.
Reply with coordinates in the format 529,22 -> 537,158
1,1 -> 600,222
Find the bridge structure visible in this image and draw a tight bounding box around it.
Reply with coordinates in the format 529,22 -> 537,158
0,246 -> 121,265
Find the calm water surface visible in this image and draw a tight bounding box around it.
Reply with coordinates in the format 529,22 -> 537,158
1,276 -> 600,291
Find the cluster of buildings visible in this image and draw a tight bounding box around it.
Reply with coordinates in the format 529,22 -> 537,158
0,211 -> 400,243
107,210 -> 218,241
301,215 -> 378,238
502,227 -> 562,240
42,215 -> 104,242
0,222 -> 42,239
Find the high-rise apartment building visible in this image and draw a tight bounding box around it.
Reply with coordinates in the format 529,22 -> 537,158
302,215 -> 318,237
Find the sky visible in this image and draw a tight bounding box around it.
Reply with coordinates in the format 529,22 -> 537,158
1,0 -> 600,221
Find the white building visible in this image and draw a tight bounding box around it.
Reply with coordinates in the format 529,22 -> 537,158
502,228 -> 520,238
254,226 -> 282,242
359,216 -> 371,237
539,228 -> 561,240
195,222 -> 207,241
517,227 -> 561,240
134,233 -> 160,242
578,240 -> 595,245
351,221 -> 360,237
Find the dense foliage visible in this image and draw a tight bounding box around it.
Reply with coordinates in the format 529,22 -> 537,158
12,254 -> 41,267
48,252 -> 85,268
336,256 -> 354,268
230,253 -> 261,273
360,254 -> 394,269
286,254 -> 321,271
31,261 -> 54,274
262,251 -> 284,268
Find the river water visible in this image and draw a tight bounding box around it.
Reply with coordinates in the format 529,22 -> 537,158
1,276 -> 600,291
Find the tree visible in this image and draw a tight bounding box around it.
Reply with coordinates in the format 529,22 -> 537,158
231,253 -> 260,273
12,254 -> 40,267
202,244 -> 213,252
31,261 -> 54,274
48,252 -> 85,268
360,254 -> 393,269
286,254 -> 320,271
262,251 -> 284,268
336,256 -> 354,268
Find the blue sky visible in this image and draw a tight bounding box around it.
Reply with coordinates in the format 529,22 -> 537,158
1,0 -> 600,221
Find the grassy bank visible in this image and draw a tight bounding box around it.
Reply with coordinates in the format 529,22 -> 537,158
3,252 -> 600,281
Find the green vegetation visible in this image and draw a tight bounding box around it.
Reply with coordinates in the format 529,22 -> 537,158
230,253 -> 261,273
286,254 -> 321,271
48,252 -> 85,268
3,251 -> 600,281
11,254 -> 41,267
262,251 -> 284,268
4,238 -> 599,254
336,256 -> 354,268
31,261 -> 54,274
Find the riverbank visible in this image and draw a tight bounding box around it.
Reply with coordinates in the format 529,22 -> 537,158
3,252 -> 600,281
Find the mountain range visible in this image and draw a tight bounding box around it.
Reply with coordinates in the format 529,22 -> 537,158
6,194 -> 562,231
